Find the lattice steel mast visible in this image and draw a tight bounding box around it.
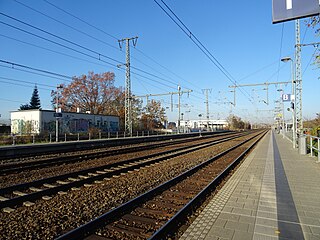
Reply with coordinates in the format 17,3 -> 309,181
295,20 -> 302,145
118,37 -> 138,136
202,89 -> 212,130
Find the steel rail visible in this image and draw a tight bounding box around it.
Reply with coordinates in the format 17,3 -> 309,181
0,132 -> 249,209
0,131 -> 231,160
0,132 -> 236,175
55,130 -> 266,240
149,130 -> 267,239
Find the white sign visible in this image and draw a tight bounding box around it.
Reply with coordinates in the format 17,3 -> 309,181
286,0 -> 293,10
282,93 -> 291,102
273,0 -> 320,23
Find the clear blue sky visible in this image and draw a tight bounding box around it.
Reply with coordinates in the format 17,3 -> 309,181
0,0 -> 319,125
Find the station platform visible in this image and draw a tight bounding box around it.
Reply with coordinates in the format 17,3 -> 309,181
180,130 -> 320,240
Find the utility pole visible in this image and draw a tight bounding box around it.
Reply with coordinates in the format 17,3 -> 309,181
178,85 -> 181,132
294,19 -> 302,148
118,36 -> 138,136
134,87 -> 192,132
229,81 -> 291,106
202,89 -> 212,131
55,84 -> 63,142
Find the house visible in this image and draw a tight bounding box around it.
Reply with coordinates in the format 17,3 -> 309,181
178,119 -> 228,131
11,109 -> 119,135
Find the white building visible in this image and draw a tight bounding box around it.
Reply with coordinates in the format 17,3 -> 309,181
178,119 -> 228,131
11,109 -> 119,135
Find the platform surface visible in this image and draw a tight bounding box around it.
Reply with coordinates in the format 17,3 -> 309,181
180,130 -> 320,240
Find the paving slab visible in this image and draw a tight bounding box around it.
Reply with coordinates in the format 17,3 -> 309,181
180,130 -> 320,240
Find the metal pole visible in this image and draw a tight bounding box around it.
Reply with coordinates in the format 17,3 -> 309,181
310,136 -> 313,157
291,59 -> 296,149
295,19 -> 302,148
317,138 -> 320,162
119,37 -> 137,137
202,89 -> 212,131
178,85 -> 181,133
55,84 -> 63,142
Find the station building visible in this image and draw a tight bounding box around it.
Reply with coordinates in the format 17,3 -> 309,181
10,109 -> 119,135
178,119 -> 228,131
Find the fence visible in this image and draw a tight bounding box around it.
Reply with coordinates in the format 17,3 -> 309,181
304,134 -> 320,162
279,130 -> 320,162
0,130 -> 177,146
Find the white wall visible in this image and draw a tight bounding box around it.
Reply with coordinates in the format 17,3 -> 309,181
11,110 -> 119,135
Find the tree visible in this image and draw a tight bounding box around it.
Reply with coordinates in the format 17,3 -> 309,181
29,85 -> 41,109
51,71 -> 137,130
52,71 -> 118,114
307,16 -> 320,66
19,104 -> 31,110
226,114 -> 250,130
140,99 -> 166,130
19,85 -> 41,110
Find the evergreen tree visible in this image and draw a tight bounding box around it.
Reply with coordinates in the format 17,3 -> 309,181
19,104 -> 30,110
29,85 -> 41,109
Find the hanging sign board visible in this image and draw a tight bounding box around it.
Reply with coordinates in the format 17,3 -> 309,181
282,93 -> 291,102
272,0 -> 320,24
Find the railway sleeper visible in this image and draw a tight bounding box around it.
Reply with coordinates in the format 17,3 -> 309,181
56,180 -> 70,185
0,196 -> 9,201
12,191 -> 27,196
29,187 -> 42,192
157,195 -> 190,205
146,200 -> 181,211
121,214 -> 165,228
104,223 -> 152,239
133,207 -> 173,220
43,183 -> 57,188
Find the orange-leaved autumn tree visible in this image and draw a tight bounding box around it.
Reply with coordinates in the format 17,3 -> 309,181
51,71 -> 125,118
140,99 -> 166,130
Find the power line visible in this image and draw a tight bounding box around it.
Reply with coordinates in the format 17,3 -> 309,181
0,64 -> 70,82
0,33 -> 176,91
0,13 -> 121,67
0,59 -> 72,80
13,0 -> 119,51
42,0 -> 119,41
0,97 -> 25,104
0,13 -> 181,91
276,23 -> 284,83
153,0 -> 253,103
40,0 -> 200,94
238,60 -> 279,83
0,33 -> 119,70
0,76 -> 55,88
0,79 -> 52,91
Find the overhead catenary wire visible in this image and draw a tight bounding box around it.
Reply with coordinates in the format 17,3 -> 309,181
276,23 -> 284,83
40,0 -> 202,93
37,0 -> 238,106
154,0 -> 254,103
13,0 -> 192,89
0,64 -> 71,82
0,76 -> 55,88
42,0 -> 119,41
0,19 -> 178,90
0,59 -> 73,80
0,14 -> 121,68
0,33 -> 119,71
0,79 -> 52,91
13,0 -> 119,51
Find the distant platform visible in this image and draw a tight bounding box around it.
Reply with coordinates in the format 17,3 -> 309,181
180,130 -> 320,240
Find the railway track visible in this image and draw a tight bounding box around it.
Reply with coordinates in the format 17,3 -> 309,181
0,132 -> 237,175
56,130 -> 267,240
0,131 -> 250,211
0,131 -> 231,161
